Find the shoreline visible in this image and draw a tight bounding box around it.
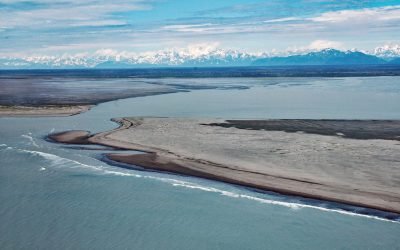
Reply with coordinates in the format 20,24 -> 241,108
0,89 -> 179,118
48,118 -> 400,215
101,154 -> 400,221
0,76 -> 179,117
0,105 -> 93,117
104,153 -> 400,216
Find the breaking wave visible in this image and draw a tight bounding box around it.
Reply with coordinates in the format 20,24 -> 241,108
17,148 -> 106,172
11,147 -> 400,223
170,181 -> 399,223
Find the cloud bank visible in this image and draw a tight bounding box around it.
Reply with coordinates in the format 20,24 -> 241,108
0,1 -> 399,56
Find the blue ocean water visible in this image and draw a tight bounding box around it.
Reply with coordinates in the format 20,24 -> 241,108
1,76 -> 400,249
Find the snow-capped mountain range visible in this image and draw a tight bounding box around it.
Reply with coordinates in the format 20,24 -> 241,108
1,44 -> 400,69
252,48 -> 387,66
373,44 -> 400,59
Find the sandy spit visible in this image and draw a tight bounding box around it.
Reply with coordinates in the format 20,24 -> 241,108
50,117 -> 400,214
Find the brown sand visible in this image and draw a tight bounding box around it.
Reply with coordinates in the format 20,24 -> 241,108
48,130 -> 92,144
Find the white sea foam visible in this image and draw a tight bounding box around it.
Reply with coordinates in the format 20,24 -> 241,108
14,147 -> 138,177
170,181 -> 399,223
103,170 -> 142,177
18,149 -> 105,172
17,148 -> 148,179
21,134 -> 40,148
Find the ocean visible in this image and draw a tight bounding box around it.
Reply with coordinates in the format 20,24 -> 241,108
1,74 -> 400,249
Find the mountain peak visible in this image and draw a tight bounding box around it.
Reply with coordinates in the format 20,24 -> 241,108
0,45 -> 395,69
319,48 -> 341,53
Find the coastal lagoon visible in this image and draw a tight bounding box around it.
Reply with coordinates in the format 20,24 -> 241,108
1,76 -> 400,249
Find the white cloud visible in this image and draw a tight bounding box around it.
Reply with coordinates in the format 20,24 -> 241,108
0,1 -> 150,28
263,17 -> 301,23
162,23 -> 216,33
308,40 -> 343,50
1,2 -> 400,56
158,6 -> 400,38
283,40 -> 345,55
69,20 -> 127,27
310,6 -> 400,23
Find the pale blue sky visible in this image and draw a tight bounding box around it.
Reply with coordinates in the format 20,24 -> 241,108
1,0 -> 400,56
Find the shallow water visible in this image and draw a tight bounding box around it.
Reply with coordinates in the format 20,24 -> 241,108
1,77 -> 400,249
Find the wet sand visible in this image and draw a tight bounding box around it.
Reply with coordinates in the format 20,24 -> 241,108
49,118 -> 400,214
48,130 -> 92,144
0,105 -> 92,117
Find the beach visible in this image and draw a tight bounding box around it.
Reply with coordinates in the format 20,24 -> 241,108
50,117 -> 400,214
0,105 -> 92,117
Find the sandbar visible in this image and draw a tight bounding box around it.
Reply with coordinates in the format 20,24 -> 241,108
50,118 -> 400,214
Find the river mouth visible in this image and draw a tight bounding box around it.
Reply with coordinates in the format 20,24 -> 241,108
2,75 -> 400,249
